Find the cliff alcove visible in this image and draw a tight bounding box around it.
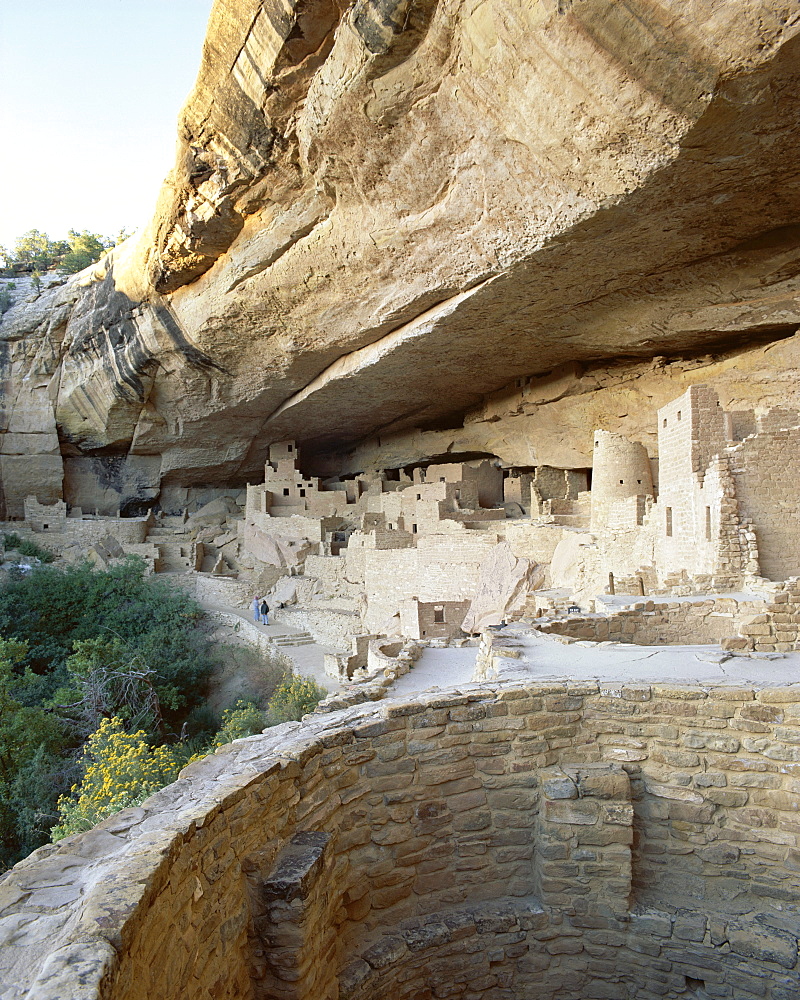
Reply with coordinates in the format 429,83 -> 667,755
2,3 -> 800,998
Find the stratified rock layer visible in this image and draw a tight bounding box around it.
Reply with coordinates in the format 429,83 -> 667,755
2,1 -> 800,512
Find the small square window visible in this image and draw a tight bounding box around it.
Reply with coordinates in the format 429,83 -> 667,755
283,488 -> 290,496
43,524 -> 49,530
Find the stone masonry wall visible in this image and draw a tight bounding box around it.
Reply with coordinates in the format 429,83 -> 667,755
2,683 -> 800,1000
536,597 -> 767,646
1,515 -> 149,553
731,426 -> 800,582
734,578 -> 800,652
363,531 -> 499,633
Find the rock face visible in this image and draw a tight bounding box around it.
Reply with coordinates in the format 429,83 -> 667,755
2,1 -> 800,512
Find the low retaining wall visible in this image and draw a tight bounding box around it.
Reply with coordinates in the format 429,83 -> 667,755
203,610 -> 294,669
271,605 -> 363,650
2,681 -> 800,999
180,572 -> 254,608
536,595 -> 766,646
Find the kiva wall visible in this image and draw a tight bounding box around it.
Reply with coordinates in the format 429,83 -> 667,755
2,682 -> 800,1000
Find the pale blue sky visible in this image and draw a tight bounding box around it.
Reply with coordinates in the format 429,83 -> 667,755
0,0 -> 215,251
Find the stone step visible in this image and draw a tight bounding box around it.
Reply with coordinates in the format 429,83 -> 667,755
269,632 -> 315,647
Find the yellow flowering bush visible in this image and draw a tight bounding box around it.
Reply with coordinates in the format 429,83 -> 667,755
51,675 -> 327,842
51,717 -> 187,840
267,674 -> 326,724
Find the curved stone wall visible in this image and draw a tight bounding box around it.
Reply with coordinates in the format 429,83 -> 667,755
2,681 -> 800,1000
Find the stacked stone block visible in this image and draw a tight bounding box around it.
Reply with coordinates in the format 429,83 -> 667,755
730,425 -> 800,581
536,765 -> 632,916
733,579 -> 800,651
3,682 -> 800,1000
536,596 -> 766,646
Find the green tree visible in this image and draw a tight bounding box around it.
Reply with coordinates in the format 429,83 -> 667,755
8,230 -> 65,271
0,557 -> 214,725
0,638 -> 68,867
54,637 -> 162,738
59,230 -> 112,274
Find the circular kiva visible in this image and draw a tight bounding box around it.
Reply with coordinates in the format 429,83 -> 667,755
1,682 -> 799,1000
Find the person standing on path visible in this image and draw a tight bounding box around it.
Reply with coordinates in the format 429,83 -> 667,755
252,596 -> 260,622
260,598 -> 270,625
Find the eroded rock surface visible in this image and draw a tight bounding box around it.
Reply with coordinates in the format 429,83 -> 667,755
2,1 -> 800,513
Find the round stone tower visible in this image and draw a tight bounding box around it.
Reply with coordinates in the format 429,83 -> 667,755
591,429 -> 654,500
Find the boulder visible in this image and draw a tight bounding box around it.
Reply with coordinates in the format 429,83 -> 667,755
462,542 -> 545,633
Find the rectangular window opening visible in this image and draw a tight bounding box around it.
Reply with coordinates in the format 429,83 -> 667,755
283,488 -> 290,496
434,608 -> 445,624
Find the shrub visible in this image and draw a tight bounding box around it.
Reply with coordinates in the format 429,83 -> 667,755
266,674 -> 326,725
2,532 -> 54,563
0,557 -> 213,724
209,700 -> 265,749
51,717 -> 187,840
0,638 -> 69,867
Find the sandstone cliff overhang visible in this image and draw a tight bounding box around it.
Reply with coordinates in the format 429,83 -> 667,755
2,1 -> 800,506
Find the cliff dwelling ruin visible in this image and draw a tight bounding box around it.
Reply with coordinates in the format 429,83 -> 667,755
3,0 -> 800,998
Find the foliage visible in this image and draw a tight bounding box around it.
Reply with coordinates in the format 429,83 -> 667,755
209,700 -> 265,749
2,532 -> 55,563
0,557 -> 214,721
0,227 -> 131,274
0,285 -> 13,314
266,673 -> 326,725
0,638 -> 68,867
0,230 -> 68,271
59,230 -> 112,274
55,637 -> 162,737
51,717 -> 187,840
50,673 -> 326,841
0,556 -> 328,865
